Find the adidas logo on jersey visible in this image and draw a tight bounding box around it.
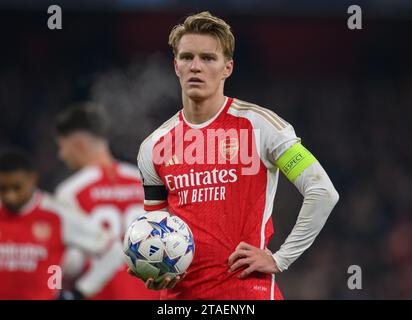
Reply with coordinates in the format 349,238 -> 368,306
165,155 -> 180,167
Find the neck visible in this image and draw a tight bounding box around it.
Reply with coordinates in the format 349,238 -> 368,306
82,145 -> 114,168
182,93 -> 226,124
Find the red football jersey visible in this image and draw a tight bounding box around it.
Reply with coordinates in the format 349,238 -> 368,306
0,191 -> 111,299
56,161 -> 159,300
138,97 -> 299,299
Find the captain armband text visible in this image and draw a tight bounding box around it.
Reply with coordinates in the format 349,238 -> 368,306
274,143 -> 317,182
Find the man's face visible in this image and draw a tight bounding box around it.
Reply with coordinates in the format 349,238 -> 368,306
0,170 -> 37,213
56,134 -> 83,171
174,33 -> 233,101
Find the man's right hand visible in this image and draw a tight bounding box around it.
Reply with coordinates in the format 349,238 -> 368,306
127,268 -> 186,290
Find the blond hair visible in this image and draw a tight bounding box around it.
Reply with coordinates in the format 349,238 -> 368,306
168,11 -> 235,60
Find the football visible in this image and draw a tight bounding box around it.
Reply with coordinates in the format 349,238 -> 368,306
123,210 -> 195,282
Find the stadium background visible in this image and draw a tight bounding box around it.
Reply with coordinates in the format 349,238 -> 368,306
0,0 -> 411,299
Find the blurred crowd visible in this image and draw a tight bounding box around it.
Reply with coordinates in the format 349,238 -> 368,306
0,11 -> 411,299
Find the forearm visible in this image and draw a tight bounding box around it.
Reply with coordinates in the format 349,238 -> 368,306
272,161 -> 339,272
74,241 -> 124,297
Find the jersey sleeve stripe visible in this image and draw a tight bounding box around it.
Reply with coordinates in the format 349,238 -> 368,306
144,201 -> 168,211
233,100 -> 288,129
232,100 -> 289,130
234,99 -> 289,128
231,103 -> 284,130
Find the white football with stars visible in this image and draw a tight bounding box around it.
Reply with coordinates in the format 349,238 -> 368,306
123,210 -> 195,282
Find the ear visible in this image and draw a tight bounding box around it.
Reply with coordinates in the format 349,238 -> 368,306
29,172 -> 39,188
174,58 -> 180,78
222,59 -> 234,80
74,134 -> 88,153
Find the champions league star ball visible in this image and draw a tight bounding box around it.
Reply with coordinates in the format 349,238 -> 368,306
123,210 -> 195,282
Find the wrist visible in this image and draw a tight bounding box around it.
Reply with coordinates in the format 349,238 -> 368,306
265,248 -> 280,274
269,253 -> 282,273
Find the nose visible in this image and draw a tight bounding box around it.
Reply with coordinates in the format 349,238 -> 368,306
190,56 -> 201,73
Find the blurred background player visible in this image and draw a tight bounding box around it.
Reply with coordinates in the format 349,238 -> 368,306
0,149 -> 115,299
54,102 -> 159,300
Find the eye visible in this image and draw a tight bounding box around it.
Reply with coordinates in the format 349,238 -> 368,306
180,54 -> 193,61
202,56 -> 215,61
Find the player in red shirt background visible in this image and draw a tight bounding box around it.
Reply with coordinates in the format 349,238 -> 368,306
129,12 -> 340,299
0,149 -> 114,300
54,103 -> 159,300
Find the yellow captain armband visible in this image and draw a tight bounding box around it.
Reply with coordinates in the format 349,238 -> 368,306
274,143 -> 318,182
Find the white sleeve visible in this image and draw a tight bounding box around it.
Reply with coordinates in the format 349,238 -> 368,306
61,247 -> 87,279
60,205 -> 125,297
55,167 -> 101,209
137,137 -> 164,187
137,137 -> 168,211
264,124 -> 301,167
272,161 -> 339,271
40,195 -> 112,255
74,241 -> 124,297
47,192 -> 121,298
228,101 -> 300,170
61,207 -> 113,255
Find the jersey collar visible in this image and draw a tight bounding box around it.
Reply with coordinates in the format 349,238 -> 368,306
180,96 -> 233,129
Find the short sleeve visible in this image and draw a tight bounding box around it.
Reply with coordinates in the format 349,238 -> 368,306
265,124 -> 301,166
254,110 -> 317,182
249,108 -> 318,182
229,100 -> 301,173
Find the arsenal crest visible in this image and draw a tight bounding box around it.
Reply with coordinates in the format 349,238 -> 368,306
219,138 -> 239,161
32,222 -> 51,242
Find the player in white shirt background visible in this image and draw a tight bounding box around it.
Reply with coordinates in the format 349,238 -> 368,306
54,102 -> 159,300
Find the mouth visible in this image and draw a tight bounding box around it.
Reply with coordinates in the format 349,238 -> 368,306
188,77 -> 204,85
